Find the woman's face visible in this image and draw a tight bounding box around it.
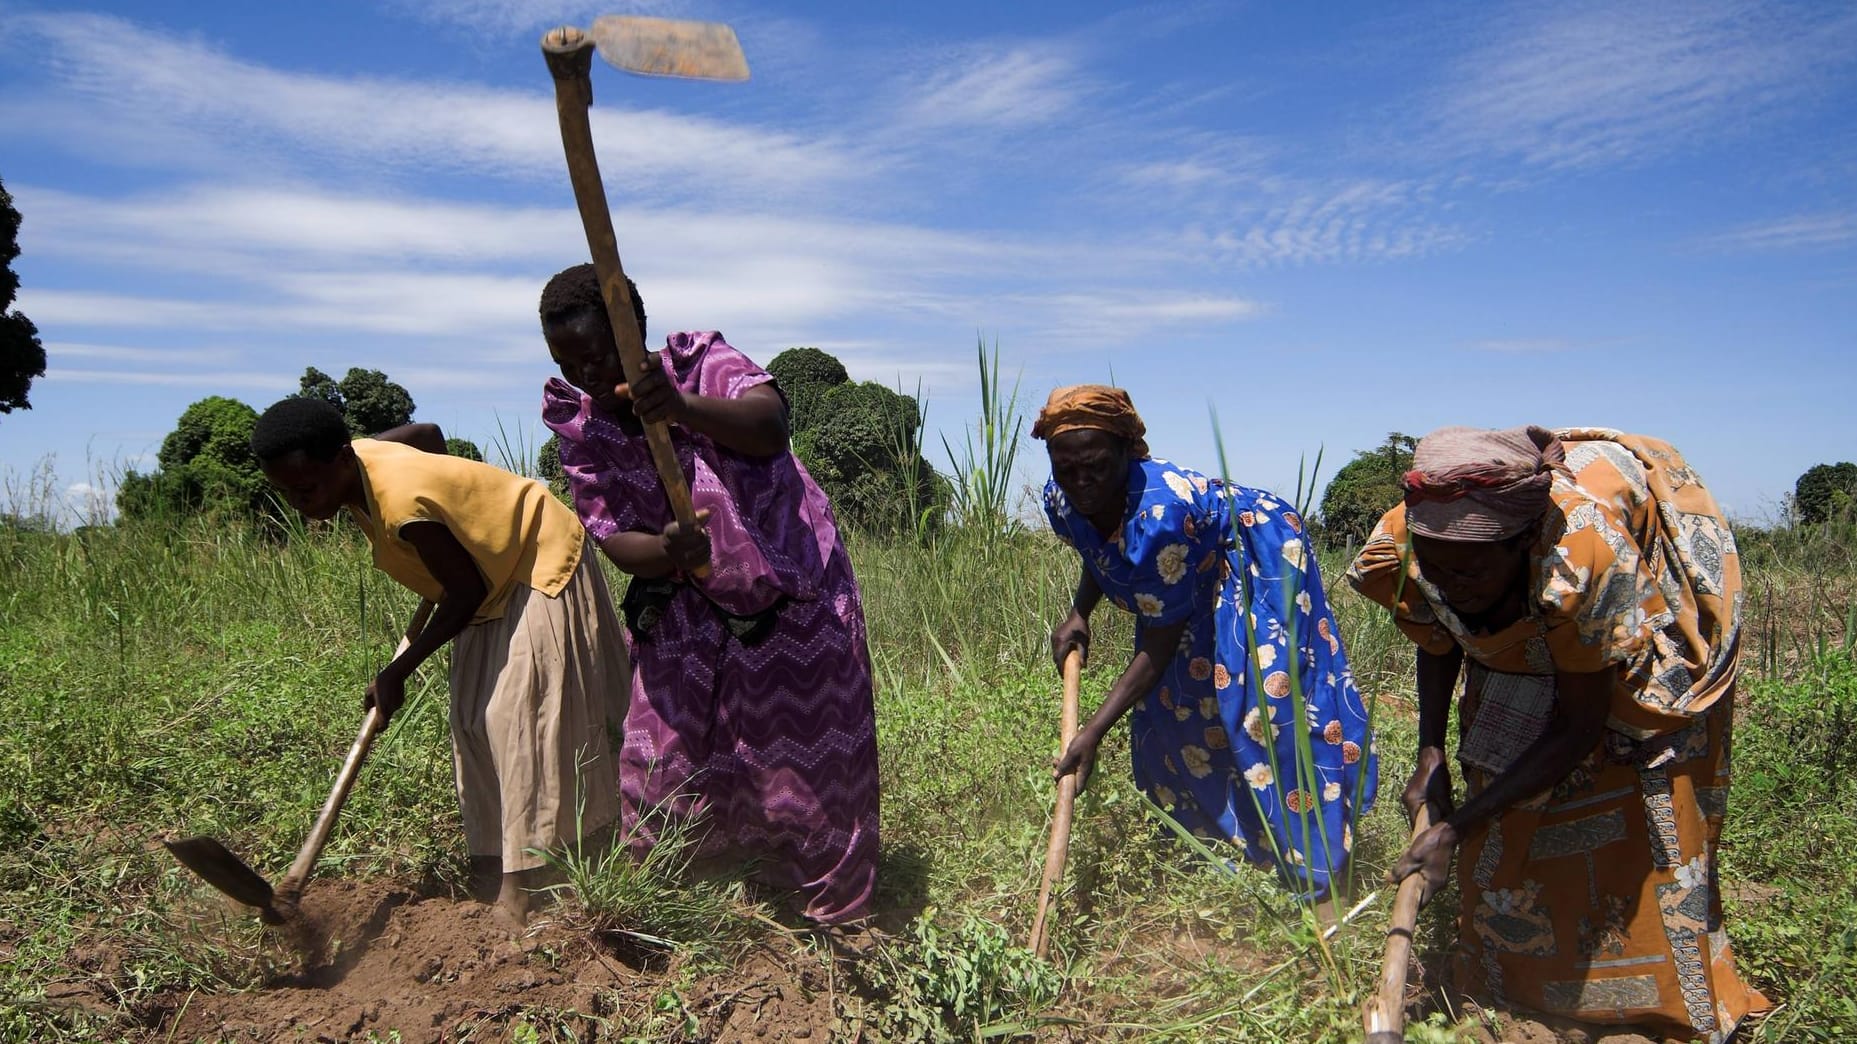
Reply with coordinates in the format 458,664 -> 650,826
544,308 -> 627,416
260,447 -> 357,522
1047,428 -> 1131,520
1410,532 -> 1530,616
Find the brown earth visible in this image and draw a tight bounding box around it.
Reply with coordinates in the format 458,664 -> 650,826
33,876 -> 1704,1042
48,879 -> 839,1043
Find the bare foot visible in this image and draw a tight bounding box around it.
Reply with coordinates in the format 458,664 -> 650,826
493,890 -> 530,929
469,855 -> 501,904
492,866 -> 560,928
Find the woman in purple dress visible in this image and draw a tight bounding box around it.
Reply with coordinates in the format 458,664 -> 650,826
537,263 -> 879,924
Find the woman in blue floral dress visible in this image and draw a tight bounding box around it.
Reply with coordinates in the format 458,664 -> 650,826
1037,385 -> 1377,893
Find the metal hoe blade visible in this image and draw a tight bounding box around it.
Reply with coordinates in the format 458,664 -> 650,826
590,15 -> 749,81
163,835 -> 278,915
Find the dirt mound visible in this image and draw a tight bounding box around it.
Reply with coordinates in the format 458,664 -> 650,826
147,881 -> 834,1043
39,878 -> 1668,1042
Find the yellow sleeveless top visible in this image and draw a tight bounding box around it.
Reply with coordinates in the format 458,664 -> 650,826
345,439 -> 583,622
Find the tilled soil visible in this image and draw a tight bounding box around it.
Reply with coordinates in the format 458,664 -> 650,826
134,880 -> 835,1043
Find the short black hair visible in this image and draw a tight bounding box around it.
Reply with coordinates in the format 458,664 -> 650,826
539,262 -> 646,341
251,397 -> 351,464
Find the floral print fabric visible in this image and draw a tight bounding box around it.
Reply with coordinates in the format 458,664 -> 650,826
1046,457 -> 1377,891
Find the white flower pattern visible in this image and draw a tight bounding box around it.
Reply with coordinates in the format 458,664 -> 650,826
1156,543 -> 1189,585
1039,456 -> 1376,891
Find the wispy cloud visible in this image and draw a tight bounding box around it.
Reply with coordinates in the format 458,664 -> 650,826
1423,0 -> 1857,170
46,368 -> 292,388
900,43 -> 1090,130
47,342 -> 247,366
1170,181 -> 1471,267
1696,211 -> 1857,252
0,11 -> 866,201
384,0 -> 690,37
12,181 -> 1064,345
993,291 -> 1263,348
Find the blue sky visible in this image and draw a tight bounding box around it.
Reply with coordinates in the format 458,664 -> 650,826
2,0 -> 1853,524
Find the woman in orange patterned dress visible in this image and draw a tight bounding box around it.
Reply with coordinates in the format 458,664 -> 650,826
1347,426 -> 1768,1041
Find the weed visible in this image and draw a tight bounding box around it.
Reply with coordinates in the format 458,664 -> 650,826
539,792 -> 746,963
861,910 -> 1062,1042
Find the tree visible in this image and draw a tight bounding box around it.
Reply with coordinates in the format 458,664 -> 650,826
294,366 -> 415,436
765,347 -> 848,433
1318,432 -> 1417,546
117,396 -> 267,521
296,366 -> 344,412
0,176 -> 46,415
766,346 -> 941,535
538,434 -> 565,494
445,437 -> 483,462
1794,462 -> 1857,525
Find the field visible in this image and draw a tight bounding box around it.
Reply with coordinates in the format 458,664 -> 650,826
1,470 -> 1854,1042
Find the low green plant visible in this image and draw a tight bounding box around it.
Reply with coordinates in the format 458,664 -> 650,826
1727,648 -> 1857,1041
538,791 -> 745,962
862,910 -> 1063,1042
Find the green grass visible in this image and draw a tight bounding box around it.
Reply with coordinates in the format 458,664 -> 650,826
1,460 -> 1853,1041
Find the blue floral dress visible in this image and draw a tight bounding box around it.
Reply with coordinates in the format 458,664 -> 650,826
1046,457 -> 1378,890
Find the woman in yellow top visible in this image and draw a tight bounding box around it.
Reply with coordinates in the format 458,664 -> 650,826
251,396 -> 629,922
1347,425 -> 1767,1041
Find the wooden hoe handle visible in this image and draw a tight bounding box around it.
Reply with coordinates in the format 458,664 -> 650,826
1362,802 -> 1438,1043
543,28 -> 709,579
276,599 -> 435,903
1029,648 -> 1085,957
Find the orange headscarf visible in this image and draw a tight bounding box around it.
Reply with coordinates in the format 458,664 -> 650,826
1030,384 -> 1150,459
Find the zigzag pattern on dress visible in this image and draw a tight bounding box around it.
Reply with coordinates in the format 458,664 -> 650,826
620,548 -> 880,924
540,344 -> 881,924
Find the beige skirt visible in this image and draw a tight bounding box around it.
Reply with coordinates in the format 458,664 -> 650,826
449,553 -> 629,871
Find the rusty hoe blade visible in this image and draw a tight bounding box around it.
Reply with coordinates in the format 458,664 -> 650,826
589,15 -> 749,81
163,836 -> 276,910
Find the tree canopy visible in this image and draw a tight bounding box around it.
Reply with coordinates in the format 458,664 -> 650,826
116,366 -> 426,524
0,176 -> 46,415
117,396 -> 267,522
767,347 -> 941,535
295,366 -> 415,436
765,347 -> 848,433
538,434 -> 565,494
1794,462 -> 1857,525
1318,432 -> 1416,546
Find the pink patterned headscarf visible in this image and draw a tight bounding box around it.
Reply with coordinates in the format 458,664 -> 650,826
1403,425 -> 1566,542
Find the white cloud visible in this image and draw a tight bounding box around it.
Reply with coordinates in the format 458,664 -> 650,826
46,342 -> 246,366
61,481 -> 115,527
993,291 -> 1263,347
14,181 -> 1039,279
901,43 -> 1090,129
1171,182 -> 1471,268
2,11 -> 866,200
1697,211 -> 1857,252
47,369 -> 291,389
385,0 -> 689,37
12,181 -> 1076,352
20,292 -> 241,330
1424,0 -> 1857,170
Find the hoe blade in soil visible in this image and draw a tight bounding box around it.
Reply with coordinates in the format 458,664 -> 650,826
163,835 -> 277,913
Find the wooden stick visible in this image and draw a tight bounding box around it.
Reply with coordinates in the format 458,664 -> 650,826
542,28 -> 709,579
1029,648 -> 1085,958
1362,802 -> 1438,1043
273,599 -> 435,909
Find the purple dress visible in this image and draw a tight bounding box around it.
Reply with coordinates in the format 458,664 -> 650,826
541,332 -> 879,923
